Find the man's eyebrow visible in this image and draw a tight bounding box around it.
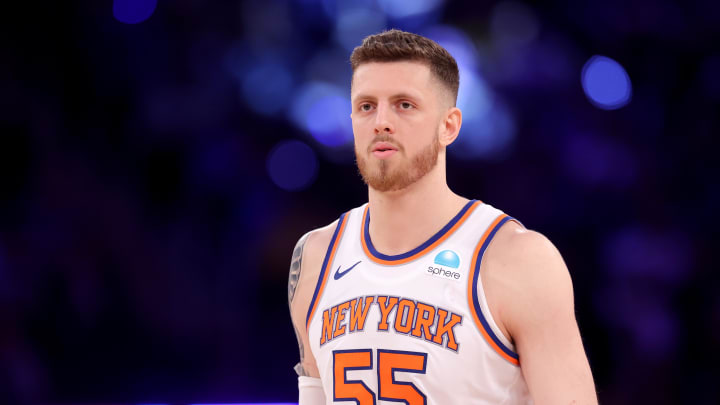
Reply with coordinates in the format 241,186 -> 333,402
389,92 -> 422,101
352,93 -> 376,102
352,92 -> 422,102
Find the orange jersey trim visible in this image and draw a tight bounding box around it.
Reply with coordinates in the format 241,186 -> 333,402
306,212 -> 350,331
467,213 -> 521,366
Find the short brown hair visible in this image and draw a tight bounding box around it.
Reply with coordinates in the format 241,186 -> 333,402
350,29 -> 460,105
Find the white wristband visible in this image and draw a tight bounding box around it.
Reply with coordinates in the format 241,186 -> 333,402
298,375 -> 325,405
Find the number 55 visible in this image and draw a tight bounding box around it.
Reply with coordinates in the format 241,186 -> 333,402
333,348 -> 427,405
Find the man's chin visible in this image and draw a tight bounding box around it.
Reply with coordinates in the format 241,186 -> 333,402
365,172 -> 411,192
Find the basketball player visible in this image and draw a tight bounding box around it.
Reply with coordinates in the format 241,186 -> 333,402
288,29 -> 597,404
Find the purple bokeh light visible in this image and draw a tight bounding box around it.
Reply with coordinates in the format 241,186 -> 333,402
113,0 -> 157,24
266,140 -> 319,191
490,1 -> 540,48
562,132 -> 638,189
604,226 -> 692,283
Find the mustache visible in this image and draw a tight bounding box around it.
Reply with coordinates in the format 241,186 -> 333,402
367,134 -> 404,153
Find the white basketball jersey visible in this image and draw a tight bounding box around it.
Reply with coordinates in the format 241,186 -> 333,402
306,200 -> 532,404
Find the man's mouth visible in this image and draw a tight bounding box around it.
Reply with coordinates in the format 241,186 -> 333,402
371,142 -> 398,159
371,142 -> 398,153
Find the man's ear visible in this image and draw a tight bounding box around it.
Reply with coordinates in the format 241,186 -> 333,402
439,107 -> 462,147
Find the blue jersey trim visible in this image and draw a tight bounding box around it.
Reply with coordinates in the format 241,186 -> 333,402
363,199 -> 477,262
471,215 -> 520,361
306,212 -> 348,328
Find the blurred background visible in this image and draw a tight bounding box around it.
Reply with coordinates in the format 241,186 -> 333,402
1,0 -> 719,403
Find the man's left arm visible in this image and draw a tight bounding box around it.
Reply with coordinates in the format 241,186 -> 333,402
492,227 -> 597,404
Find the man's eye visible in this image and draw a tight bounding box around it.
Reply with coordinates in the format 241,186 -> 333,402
399,102 -> 413,109
359,104 -> 373,111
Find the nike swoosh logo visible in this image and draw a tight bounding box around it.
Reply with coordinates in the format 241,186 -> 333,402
334,261 -> 362,280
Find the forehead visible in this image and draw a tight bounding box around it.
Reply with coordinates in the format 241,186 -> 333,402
351,61 -> 436,100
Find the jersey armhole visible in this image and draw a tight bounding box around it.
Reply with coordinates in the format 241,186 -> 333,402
305,210 -> 351,330
467,213 -> 522,366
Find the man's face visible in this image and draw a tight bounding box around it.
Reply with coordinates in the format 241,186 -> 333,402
351,61 -> 447,192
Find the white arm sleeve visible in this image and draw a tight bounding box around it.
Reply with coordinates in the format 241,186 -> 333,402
298,376 -> 325,405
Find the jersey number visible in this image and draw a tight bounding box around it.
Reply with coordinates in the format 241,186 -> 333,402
333,349 -> 427,405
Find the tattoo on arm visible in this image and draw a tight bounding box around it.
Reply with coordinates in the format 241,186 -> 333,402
289,232 -> 310,376
292,323 -> 308,376
288,232 -> 309,306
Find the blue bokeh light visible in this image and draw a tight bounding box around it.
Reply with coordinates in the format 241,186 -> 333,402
305,96 -> 351,143
333,7 -> 387,51
266,140 -> 319,191
452,100 -> 517,161
113,0 -> 157,24
423,25 -> 480,71
241,60 -> 294,116
322,0 -> 376,20
377,0 -> 445,19
421,26 -> 517,160
290,82 -> 353,147
450,68 -> 517,160
457,69 -> 493,122
581,55 -> 632,110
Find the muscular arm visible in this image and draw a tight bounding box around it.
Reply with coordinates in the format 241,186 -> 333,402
288,232 -> 310,376
288,222 -> 336,379
485,224 -> 597,404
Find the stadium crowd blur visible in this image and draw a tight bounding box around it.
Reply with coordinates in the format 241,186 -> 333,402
1,0 -> 719,403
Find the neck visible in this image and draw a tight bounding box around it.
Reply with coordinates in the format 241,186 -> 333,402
366,159 -> 469,255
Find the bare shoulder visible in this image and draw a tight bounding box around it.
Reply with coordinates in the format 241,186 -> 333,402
288,219 -> 339,307
484,221 -> 596,402
288,219 -> 340,378
486,221 -> 569,279
482,221 -> 575,339
303,221 -> 339,274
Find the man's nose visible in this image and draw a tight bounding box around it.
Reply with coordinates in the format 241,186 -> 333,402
373,103 -> 395,134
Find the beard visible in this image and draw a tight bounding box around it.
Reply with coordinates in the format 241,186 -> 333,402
355,133 -> 441,192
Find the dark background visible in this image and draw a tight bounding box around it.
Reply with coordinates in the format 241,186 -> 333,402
2,0 -> 719,403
